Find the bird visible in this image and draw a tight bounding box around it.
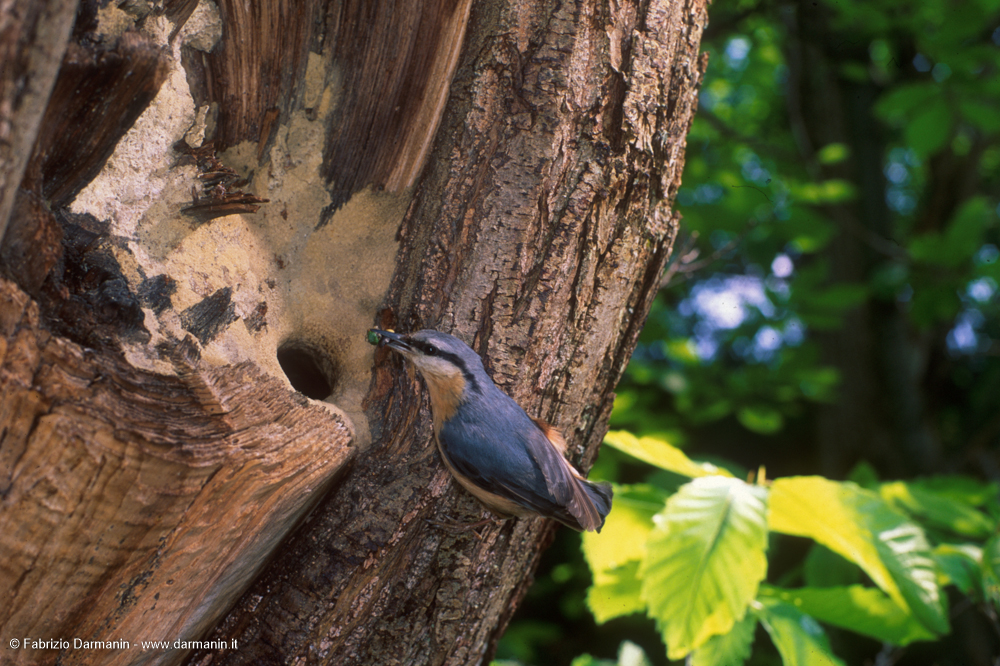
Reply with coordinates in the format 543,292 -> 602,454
369,328 -> 612,532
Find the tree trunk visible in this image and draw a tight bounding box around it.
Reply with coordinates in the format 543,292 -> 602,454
0,0 -> 707,665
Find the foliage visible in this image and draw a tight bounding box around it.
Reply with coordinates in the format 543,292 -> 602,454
579,432 -> 999,665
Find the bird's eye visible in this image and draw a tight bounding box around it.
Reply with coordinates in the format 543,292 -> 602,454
424,344 -> 438,356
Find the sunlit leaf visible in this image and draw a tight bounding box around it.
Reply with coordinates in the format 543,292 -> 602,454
690,613 -> 756,666
603,431 -> 733,478
641,476 -> 769,659
790,179 -> 856,204
616,641 -> 653,666
586,561 -> 645,623
816,143 -> 849,165
754,597 -> 845,666
769,477 -> 948,635
583,484 -> 666,623
761,585 -> 936,645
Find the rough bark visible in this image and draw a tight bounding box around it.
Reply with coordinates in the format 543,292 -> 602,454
0,0 -> 707,664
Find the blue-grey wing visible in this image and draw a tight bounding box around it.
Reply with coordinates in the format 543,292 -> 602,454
438,397 -> 608,531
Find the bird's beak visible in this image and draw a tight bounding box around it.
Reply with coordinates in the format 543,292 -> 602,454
368,329 -> 412,355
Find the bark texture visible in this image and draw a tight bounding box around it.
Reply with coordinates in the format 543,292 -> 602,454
193,0 -> 707,663
0,0 -> 707,663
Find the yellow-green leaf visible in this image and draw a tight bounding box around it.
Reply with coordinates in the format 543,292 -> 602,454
769,477 -> 948,635
604,431 -> 733,478
641,477 -> 769,659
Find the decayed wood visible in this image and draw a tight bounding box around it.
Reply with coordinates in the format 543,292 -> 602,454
0,0 -> 79,238
0,277 -> 353,666
190,0 -> 707,663
25,32 -> 172,207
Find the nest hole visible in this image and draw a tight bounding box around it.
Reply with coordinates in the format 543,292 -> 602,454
277,340 -> 336,400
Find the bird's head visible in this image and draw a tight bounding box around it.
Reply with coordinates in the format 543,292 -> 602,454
369,329 -> 486,421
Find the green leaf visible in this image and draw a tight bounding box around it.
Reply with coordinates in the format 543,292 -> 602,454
736,405 -> 784,434
603,431 -> 733,478
959,98 -> 1000,132
846,460 -> 880,489
874,82 -> 939,124
754,597 -> 845,666
982,534 -> 1000,607
583,484 -> 666,623
905,98 -> 952,157
804,544 -> 861,588
586,561 -> 645,623
769,477 -> 948,636
910,475 -> 999,507
570,655 -> 616,666
910,197 -> 994,268
933,543 -> 983,598
641,476 -> 769,659
761,585 -> 936,645
791,179 -> 856,204
690,613 -> 756,666
816,143 -> 850,165
880,481 -> 994,539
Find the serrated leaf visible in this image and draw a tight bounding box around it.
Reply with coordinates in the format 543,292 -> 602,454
690,613 -> 756,666
769,477 -> 948,635
761,585 -> 936,645
603,431 -> 733,478
754,597 -> 845,666
640,477 -> 769,659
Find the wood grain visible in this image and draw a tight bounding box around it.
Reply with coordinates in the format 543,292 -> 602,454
0,278 -> 353,666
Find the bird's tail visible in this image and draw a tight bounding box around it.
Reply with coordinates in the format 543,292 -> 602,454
568,477 -> 613,533
584,479 -> 613,532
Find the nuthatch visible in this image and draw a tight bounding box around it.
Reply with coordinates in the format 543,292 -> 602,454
369,328 -> 612,532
